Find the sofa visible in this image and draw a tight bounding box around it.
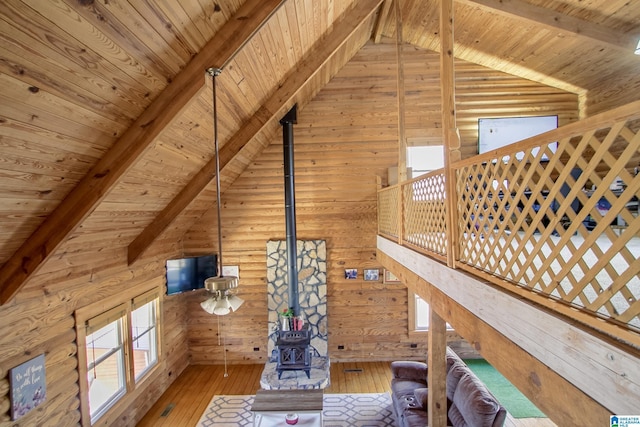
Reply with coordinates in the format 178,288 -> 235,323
390,347 -> 506,427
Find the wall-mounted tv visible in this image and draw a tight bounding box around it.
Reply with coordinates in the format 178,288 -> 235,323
478,115 -> 558,160
165,254 -> 217,295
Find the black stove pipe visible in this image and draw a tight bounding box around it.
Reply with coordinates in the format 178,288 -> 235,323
280,105 -> 300,316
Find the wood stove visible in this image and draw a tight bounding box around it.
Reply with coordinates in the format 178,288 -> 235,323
275,329 -> 311,379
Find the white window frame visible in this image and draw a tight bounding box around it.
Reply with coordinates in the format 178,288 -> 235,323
408,290 -> 453,334
76,286 -> 161,426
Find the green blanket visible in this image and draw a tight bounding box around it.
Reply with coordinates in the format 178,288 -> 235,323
464,359 -> 546,419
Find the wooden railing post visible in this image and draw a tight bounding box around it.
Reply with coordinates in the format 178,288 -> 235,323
428,307 -> 448,427
440,0 -> 460,268
395,0 -> 406,246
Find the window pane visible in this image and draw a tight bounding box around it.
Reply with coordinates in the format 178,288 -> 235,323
86,319 -> 126,422
414,294 -> 453,331
407,146 -> 444,177
131,299 -> 158,381
415,295 -> 430,330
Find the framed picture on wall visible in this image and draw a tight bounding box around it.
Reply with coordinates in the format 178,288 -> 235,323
344,268 -> 358,279
383,269 -> 401,284
364,269 -> 379,281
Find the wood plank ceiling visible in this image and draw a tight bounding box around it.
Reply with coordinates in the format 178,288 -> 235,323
0,0 -> 639,303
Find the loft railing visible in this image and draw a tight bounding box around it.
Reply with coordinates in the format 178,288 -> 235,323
378,100 -> 640,346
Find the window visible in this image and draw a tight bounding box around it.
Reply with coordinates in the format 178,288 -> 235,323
414,293 -> 430,331
408,290 -> 453,333
76,288 -> 160,426
406,145 -> 444,178
131,295 -> 158,381
85,306 -> 127,423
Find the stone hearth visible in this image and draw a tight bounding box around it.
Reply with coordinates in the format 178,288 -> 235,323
261,239 -> 330,389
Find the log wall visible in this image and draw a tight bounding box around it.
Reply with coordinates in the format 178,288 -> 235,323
0,39 -> 579,426
0,241 -> 189,427
183,40 -> 579,364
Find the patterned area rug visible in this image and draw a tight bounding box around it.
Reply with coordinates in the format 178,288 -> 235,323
197,393 -> 396,427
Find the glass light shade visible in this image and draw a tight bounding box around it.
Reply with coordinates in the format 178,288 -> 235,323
227,294 -> 244,311
200,297 -> 217,314
213,297 -> 231,315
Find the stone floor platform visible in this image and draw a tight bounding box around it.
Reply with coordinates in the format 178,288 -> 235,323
260,357 -> 330,390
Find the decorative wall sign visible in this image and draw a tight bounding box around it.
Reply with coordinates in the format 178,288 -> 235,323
10,354 -> 46,421
364,269 -> 380,281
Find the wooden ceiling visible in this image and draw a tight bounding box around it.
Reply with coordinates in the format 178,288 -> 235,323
0,0 -> 639,303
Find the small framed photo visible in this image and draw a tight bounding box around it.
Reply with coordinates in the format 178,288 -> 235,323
344,268 -> 358,279
383,269 -> 401,284
364,269 -> 380,281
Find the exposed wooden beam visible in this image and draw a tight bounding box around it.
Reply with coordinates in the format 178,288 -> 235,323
427,308 -> 448,427
395,0 -> 407,185
378,236 -> 632,423
373,0 -> 394,43
0,0 -> 286,305
458,0 -> 640,54
127,0 -> 386,265
441,0 -> 461,269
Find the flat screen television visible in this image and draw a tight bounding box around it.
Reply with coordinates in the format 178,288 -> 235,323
165,254 -> 217,295
478,115 -> 558,160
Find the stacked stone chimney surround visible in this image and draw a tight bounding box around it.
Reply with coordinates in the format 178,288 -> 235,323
262,239 -> 329,389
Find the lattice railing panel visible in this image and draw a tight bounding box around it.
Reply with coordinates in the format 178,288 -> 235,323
455,106 -> 640,331
402,172 -> 447,256
377,101 -> 640,338
378,185 -> 399,239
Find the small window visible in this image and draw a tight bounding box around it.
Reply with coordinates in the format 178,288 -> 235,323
414,294 -> 430,331
407,145 -> 444,178
131,297 -> 158,381
408,290 -> 453,333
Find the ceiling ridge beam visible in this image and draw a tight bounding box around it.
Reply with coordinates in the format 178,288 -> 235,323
127,0 -> 386,265
458,0 -> 639,54
0,0 -> 286,305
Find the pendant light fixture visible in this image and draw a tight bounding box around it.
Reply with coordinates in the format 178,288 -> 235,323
200,67 -> 244,316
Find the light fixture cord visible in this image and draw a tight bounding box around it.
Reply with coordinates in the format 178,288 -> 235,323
208,67 -> 224,278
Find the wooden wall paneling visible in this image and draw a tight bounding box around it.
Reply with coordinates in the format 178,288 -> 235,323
0,0 -> 160,111
182,39 -> 581,365
0,240 -> 187,427
0,25 -> 142,119
185,40 -> 403,363
0,0 -> 286,306
127,0 -> 384,264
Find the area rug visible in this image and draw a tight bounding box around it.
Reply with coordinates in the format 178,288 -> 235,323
197,393 -> 396,427
464,359 -> 546,418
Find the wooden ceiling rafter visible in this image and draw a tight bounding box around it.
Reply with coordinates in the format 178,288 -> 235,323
0,0 -> 286,305
127,0 -> 387,265
458,0 -> 640,54
373,0 -> 394,43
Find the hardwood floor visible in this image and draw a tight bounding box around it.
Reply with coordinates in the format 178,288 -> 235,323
136,362 -> 556,427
